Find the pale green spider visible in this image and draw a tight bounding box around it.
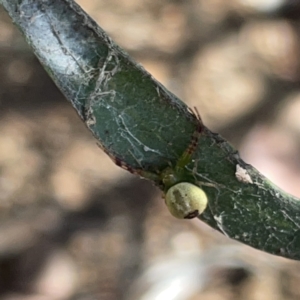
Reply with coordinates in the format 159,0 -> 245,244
98,107 -> 208,219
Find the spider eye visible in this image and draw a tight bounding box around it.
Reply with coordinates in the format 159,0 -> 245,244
165,182 -> 208,219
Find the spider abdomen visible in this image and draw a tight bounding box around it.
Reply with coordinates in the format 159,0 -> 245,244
165,182 -> 208,219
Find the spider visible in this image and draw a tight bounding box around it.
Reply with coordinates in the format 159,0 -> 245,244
98,107 -> 208,219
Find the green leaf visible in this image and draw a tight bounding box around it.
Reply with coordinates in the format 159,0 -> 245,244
2,0 -> 300,260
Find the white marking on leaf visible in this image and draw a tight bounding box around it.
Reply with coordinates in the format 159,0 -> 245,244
235,164 -> 253,184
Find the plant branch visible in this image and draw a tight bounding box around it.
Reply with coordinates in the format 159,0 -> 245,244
1,0 -> 300,260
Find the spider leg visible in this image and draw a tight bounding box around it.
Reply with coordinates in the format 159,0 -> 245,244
176,107 -> 203,170
97,142 -> 161,182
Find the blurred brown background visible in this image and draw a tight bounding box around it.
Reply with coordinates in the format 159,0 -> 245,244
1,0 -> 300,299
